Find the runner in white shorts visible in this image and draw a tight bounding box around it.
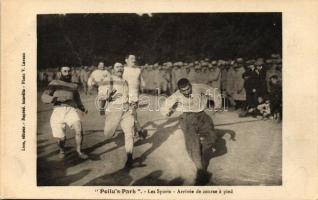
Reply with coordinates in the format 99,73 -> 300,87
41,66 -> 88,159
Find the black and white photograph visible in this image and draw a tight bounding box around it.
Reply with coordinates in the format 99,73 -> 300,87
3,0 -> 318,199
36,13 -> 283,186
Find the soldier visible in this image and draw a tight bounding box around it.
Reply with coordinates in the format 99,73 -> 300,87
46,69 -> 54,83
141,64 -> 150,94
147,65 -> 156,94
184,63 -> 193,78
160,63 -> 172,95
223,61 -> 236,108
80,66 -> 89,95
232,59 -> 246,110
89,62 -> 112,113
41,66 -> 88,159
188,63 -> 200,83
200,62 -> 209,84
171,62 -> 180,92
268,74 -> 282,121
55,67 -> 62,80
266,59 -> 281,93
99,62 -> 136,168
207,60 -> 221,92
122,54 -> 147,139
254,58 -> 267,101
71,67 -> 81,84
152,63 -> 161,94
160,78 -> 222,185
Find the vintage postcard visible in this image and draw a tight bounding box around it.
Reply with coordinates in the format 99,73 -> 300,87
1,0 -> 317,199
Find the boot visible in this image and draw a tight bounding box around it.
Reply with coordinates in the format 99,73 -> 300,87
195,169 -> 211,185
125,153 -> 133,168
57,139 -> 66,159
138,129 -> 148,139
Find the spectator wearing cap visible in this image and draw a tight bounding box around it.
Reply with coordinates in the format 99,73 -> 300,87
46,68 -> 54,83
158,63 -> 170,95
220,61 -> 229,92
183,63 -> 193,77
187,63 -> 198,83
79,66 -> 90,95
171,62 -> 182,92
152,63 -> 161,94
55,68 -> 62,81
71,67 -> 81,84
224,61 -> 237,107
268,74 -> 282,121
232,60 -> 246,110
141,64 -> 151,94
147,65 -> 157,94
204,62 -> 212,84
195,64 -> 206,83
207,60 -> 221,95
254,58 -> 267,101
242,68 -> 259,114
266,59 -> 282,92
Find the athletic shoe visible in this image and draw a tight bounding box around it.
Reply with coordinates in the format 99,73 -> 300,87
58,150 -> 65,159
138,129 -> 148,139
78,152 -> 88,159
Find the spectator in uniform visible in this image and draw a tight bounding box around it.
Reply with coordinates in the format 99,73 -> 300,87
268,75 -> 282,121
208,60 -> 222,92
80,66 -> 89,95
71,67 -> 81,84
254,58 -> 267,102
232,58 -> 246,110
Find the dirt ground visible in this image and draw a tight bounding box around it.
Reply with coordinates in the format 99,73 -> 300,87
37,90 -> 282,186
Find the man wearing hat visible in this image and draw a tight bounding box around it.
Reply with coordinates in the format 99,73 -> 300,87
159,63 -> 171,95
80,66 -> 90,95
254,58 -> 267,101
223,61 -> 236,108
188,64 -> 201,83
171,62 -> 180,92
200,62 -> 209,84
141,64 -> 153,94
232,60 -> 246,110
208,60 -> 221,92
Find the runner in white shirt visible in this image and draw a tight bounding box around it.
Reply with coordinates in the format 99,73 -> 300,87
122,55 -> 147,139
88,62 -> 112,114
100,62 -> 136,168
160,78 -> 222,185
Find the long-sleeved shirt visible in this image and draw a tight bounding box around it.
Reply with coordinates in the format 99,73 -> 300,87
99,75 -> 129,106
160,83 -> 222,116
89,69 -> 111,85
41,79 -> 85,111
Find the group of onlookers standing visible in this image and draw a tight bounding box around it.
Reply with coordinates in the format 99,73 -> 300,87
38,53 -> 282,120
